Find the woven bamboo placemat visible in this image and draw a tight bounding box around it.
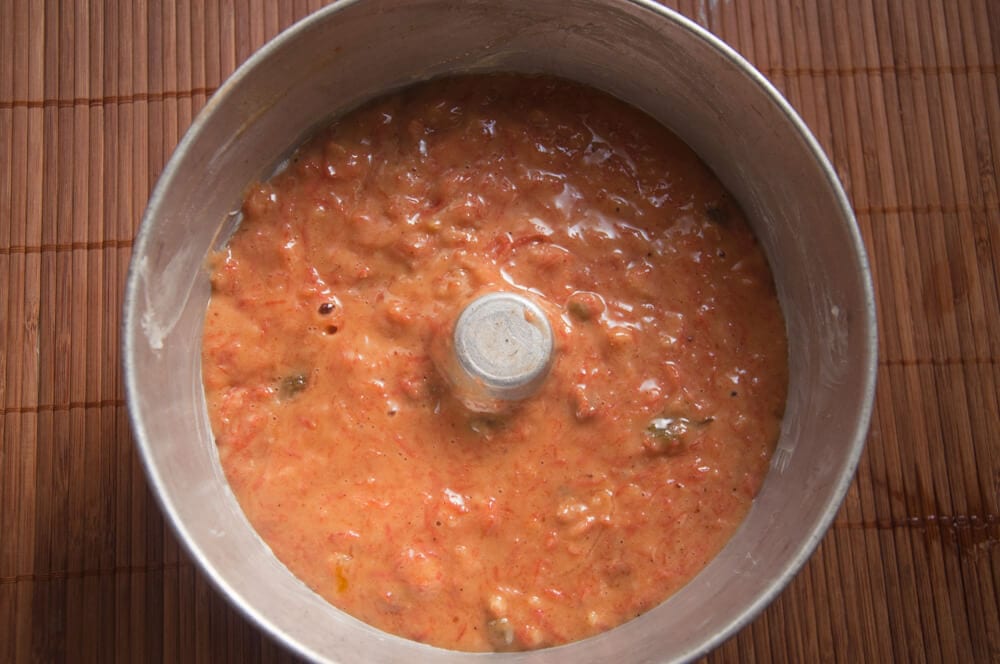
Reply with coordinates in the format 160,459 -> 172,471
2,1 -> 998,661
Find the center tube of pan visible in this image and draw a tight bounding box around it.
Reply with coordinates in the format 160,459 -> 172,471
448,292 -> 555,411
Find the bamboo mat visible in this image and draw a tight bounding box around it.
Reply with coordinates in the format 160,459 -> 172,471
2,1 -> 998,662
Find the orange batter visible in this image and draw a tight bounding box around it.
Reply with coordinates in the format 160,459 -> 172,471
201,74 -> 788,651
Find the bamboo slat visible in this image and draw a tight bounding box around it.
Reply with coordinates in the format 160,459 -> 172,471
1,1 -> 997,662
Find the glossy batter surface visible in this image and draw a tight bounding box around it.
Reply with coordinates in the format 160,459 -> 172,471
202,74 -> 788,651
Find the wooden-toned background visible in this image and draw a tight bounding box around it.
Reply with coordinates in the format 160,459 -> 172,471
2,1 -> 998,661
